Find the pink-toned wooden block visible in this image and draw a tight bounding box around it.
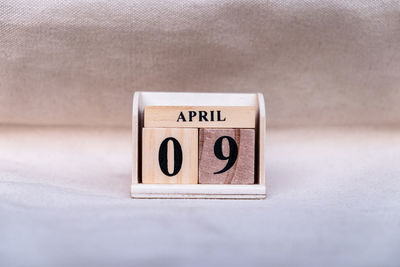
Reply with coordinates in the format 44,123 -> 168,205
199,128 -> 255,184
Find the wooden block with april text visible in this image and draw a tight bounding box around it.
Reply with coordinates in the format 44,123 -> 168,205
144,106 -> 255,128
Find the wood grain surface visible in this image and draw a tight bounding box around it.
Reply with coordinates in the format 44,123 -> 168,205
198,128 -> 255,184
144,106 -> 255,128
142,128 -> 198,184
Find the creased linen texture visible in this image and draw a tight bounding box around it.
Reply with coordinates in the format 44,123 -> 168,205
1,1 -> 400,267
2,0 -> 400,127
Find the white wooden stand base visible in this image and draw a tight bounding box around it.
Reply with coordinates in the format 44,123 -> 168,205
131,184 -> 266,199
132,92 -> 266,199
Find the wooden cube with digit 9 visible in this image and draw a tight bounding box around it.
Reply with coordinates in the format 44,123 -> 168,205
142,128 -> 198,184
198,128 -> 255,184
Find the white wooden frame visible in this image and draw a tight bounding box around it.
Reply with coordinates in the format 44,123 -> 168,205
131,92 -> 266,199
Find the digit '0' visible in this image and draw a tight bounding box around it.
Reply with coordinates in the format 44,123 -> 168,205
158,137 -> 183,176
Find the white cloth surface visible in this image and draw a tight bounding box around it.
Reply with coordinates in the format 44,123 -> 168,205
1,126 -> 399,267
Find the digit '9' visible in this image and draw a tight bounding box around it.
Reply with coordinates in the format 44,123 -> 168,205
213,136 -> 238,174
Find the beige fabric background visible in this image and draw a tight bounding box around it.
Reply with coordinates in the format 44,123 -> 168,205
1,1 -> 400,267
1,0 -> 400,127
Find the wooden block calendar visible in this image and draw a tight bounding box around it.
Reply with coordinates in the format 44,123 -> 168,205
132,92 -> 266,199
